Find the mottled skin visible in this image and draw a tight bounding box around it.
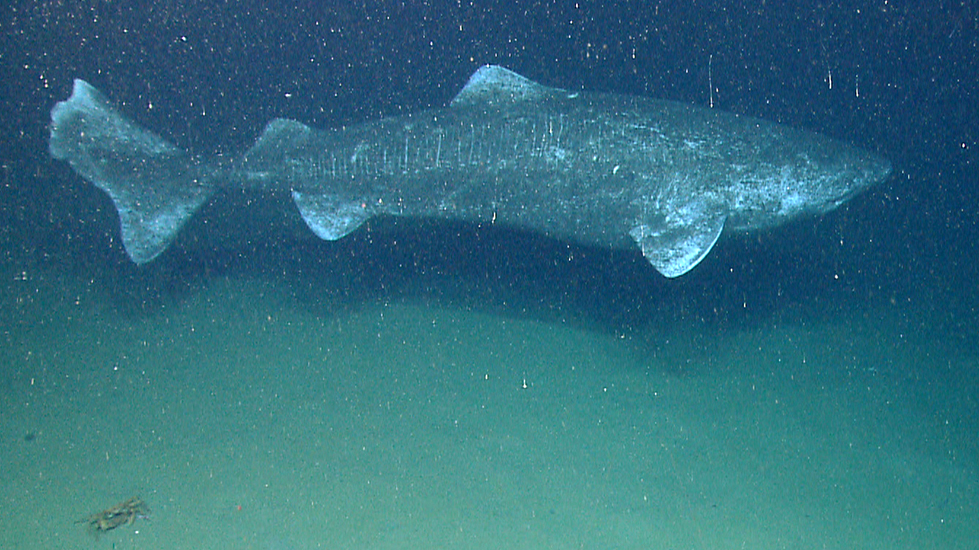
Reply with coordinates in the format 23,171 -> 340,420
49,66 -> 890,276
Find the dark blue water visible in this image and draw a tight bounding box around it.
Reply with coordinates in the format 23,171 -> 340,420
1,2 -> 976,548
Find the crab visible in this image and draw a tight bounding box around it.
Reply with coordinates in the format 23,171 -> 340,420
77,497 -> 150,534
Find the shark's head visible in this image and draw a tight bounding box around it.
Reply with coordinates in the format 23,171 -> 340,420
805,142 -> 891,215
726,132 -> 891,231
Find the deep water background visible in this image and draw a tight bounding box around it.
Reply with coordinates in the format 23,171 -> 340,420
0,2 -> 977,549
1,1 -> 976,332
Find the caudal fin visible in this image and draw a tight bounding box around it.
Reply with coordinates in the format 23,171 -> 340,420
49,79 -> 215,264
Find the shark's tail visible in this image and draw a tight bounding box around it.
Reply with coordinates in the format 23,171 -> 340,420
49,79 -> 216,264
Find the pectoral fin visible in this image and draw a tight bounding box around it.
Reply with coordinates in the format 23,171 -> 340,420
630,213 -> 726,278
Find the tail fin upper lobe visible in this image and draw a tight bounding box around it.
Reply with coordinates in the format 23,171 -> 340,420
49,79 -> 215,264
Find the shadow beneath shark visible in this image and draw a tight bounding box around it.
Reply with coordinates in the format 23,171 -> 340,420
81,187 -> 873,342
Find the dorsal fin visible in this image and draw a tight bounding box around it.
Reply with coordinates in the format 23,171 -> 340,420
450,65 -> 558,108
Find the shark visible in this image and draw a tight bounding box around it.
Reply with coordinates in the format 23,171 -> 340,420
48,65 -> 890,277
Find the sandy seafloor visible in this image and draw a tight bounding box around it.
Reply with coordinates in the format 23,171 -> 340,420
0,263 -> 976,550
